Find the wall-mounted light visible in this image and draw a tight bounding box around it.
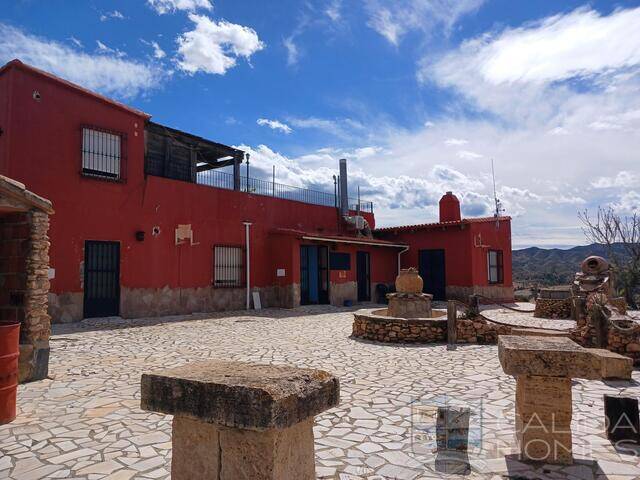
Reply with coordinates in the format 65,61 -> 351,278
135,231 -> 145,242
32,91 -> 42,102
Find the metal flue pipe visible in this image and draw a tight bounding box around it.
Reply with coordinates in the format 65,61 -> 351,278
339,158 -> 348,216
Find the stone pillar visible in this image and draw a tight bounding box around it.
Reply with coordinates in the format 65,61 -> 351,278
141,361 -> 339,480
515,375 -> 572,464
498,335 -> 632,465
571,296 -> 586,324
467,294 -> 480,317
19,210 -> 51,382
590,305 -> 609,348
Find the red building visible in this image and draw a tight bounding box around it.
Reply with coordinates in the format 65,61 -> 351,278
376,192 -> 513,303
0,59 -> 513,323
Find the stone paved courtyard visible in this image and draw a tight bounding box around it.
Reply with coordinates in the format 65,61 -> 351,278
2,305 -> 640,480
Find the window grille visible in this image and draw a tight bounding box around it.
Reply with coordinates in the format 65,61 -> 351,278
82,127 -> 123,180
487,250 -> 504,284
214,245 -> 244,287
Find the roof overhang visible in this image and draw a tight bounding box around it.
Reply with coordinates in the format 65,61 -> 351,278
0,175 -> 54,214
301,235 -> 407,248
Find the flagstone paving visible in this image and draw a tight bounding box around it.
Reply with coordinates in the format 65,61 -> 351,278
1,305 -> 639,479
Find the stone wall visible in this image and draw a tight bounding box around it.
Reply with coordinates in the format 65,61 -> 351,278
50,278 -> 358,323
329,281 -> 357,307
570,312 -> 640,365
48,292 -> 83,323
119,284 -> 300,319
352,310 -> 447,343
20,211 -> 51,382
534,298 -> 572,319
456,315 -> 512,344
607,322 -> 640,364
352,309 -> 512,344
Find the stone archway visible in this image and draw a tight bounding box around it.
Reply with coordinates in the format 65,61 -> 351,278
0,175 -> 53,382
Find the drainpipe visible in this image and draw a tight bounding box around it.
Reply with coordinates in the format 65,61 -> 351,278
243,222 -> 252,310
397,246 -> 409,275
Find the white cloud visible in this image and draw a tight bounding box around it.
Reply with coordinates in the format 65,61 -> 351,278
0,23 -> 162,99
68,37 -> 83,48
283,36 -> 299,66
588,120 -> 623,131
326,0 -> 342,22
100,10 -> 125,21
147,0 -> 212,15
592,171 -> 640,189
96,41 -> 126,58
287,116 -> 366,140
548,126 -> 569,135
176,14 -> 264,75
257,118 -> 293,134
456,150 -> 483,159
444,137 -> 467,146
424,6 -> 640,123
472,7 -> 640,86
235,144 -> 487,218
365,0 -> 485,45
611,191 -> 640,213
141,40 -> 166,59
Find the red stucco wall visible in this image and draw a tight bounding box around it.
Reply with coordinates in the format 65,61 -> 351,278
377,218 -> 512,290
0,64 -> 390,301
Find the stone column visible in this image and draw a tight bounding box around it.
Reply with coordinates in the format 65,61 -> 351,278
19,210 -> 51,382
141,361 -> 339,480
515,375 -> 572,464
498,335 -> 632,465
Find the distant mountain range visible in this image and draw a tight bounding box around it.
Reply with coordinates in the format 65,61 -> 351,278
512,243 -> 628,286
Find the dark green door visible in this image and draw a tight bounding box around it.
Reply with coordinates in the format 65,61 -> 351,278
84,241 -> 120,318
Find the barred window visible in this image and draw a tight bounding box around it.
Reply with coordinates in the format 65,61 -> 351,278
488,250 -> 504,284
214,246 -> 243,287
82,127 -> 122,180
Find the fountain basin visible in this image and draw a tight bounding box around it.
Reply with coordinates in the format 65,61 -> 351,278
352,308 -> 447,343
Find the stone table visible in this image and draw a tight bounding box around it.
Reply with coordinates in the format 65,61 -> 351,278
141,360 -> 339,480
498,335 -> 632,465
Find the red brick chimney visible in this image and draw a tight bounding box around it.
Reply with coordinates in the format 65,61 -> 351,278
439,191 -> 461,222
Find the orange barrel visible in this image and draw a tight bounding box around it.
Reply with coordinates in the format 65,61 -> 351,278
0,322 -> 20,424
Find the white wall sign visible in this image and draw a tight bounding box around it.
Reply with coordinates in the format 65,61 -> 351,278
276,268 -> 286,277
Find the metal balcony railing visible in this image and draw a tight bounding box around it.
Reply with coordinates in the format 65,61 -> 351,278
197,170 -> 373,214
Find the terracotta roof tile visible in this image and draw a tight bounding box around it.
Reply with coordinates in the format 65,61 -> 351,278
375,216 -> 511,233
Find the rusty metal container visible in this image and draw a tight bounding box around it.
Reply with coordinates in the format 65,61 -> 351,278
0,322 -> 20,424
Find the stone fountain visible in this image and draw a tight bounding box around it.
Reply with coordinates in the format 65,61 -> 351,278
352,268 -> 446,343
387,268 -> 433,318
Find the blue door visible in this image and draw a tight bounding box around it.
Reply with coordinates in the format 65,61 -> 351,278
300,245 -> 329,305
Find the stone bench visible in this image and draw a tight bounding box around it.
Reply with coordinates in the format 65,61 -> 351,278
141,361 -> 339,480
498,335 -> 632,465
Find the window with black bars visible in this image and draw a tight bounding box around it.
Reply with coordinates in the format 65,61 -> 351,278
487,250 -> 504,284
81,126 -> 125,181
214,245 -> 244,287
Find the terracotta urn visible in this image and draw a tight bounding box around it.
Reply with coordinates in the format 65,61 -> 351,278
395,268 -> 423,294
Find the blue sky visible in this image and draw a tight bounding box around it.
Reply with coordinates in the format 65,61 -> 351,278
2,0 -> 640,248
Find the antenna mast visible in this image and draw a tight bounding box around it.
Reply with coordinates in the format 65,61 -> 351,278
491,158 -> 503,229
